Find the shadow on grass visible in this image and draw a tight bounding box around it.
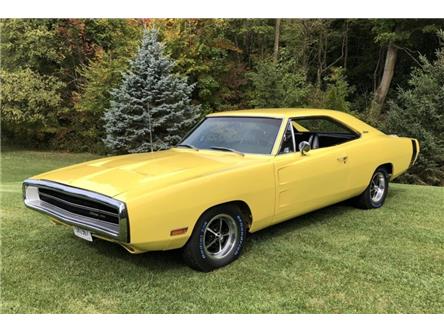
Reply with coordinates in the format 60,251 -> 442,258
88,238 -> 185,272
245,184 -> 406,247
245,202 -> 351,245
387,183 -> 408,196
82,185 -> 406,271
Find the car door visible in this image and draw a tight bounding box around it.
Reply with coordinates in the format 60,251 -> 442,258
272,119 -> 352,223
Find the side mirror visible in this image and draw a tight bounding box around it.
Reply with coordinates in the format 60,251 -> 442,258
299,141 -> 311,155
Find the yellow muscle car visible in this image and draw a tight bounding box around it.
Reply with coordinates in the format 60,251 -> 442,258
23,109 -> 419,271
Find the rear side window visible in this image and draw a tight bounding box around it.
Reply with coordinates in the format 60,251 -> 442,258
294,117 -> 354,135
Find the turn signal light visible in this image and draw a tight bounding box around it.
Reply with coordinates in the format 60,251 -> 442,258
170,227 -> 188,236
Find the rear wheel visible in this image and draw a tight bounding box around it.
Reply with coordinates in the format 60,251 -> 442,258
353,167 -> 389,209
182,204 -> 246,272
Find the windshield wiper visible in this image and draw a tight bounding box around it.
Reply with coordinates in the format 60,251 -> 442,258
176,143 -> 199,151
210,146 -> 244,156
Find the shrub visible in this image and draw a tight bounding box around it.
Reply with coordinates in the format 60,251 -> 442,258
0,68 -> 66,146
386,36 -> 444,185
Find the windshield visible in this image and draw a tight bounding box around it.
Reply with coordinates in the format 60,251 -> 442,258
179,116 -> 283,155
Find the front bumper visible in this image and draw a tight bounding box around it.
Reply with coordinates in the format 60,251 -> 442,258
23,179 -> 130,243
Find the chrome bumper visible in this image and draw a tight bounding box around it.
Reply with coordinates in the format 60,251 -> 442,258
23,179 -> 129,242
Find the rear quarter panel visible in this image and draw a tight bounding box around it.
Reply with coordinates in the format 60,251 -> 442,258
347,134 -> 416,195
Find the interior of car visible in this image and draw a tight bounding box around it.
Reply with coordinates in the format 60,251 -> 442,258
279,116 -> 360,154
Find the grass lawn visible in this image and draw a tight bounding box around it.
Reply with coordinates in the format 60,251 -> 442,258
1,149 -> 443,313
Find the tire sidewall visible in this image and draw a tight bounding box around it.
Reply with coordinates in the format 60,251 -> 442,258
367,168 -> 389,208
196,205 -> 246,269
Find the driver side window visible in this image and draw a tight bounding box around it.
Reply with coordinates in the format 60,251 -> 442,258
292,116 -> 359,150
278,120 -> 319,154
279,116 -> 359,155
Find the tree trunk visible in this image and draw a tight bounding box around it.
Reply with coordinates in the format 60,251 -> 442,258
343,21 -> 349,70
370,42 -> 398,120
316,30 -> 326,89
273,19 -> 281,63
147,102 -> 153,152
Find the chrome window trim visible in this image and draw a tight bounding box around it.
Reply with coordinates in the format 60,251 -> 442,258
277,119 -> 296,155
23,179 -> 129,243
289,120 -> 296,152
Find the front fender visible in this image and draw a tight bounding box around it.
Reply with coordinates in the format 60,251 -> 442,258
116,161 -> 275,251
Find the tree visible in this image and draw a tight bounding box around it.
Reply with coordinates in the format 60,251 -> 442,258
0,68 -> 66,144
369,19 -> 442,120
103,29 -> 201,153
324,67 -> 353,112
0,19 -> 64,74
385,32 -> 444,185
73,21 -> 142,151
273,19 -> 281,63
156,19 -> 246,113
247,58 -> 310,108
73,51 -> 134,151
0,18 -> 145,149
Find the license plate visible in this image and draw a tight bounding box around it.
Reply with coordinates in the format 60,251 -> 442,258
73,226 -> 93,242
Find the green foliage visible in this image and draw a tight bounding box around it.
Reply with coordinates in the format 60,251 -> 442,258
157,19 -> 247,113
73,22 -> 142,152
324,67 -> 353,112
372,19 -> 441,45
0,68 -> 66,144
0,19 -> 64,73
1,18 -> 444,184
103,29 -> 200,153
73,53 -> 129,151
0,19 -> 143,150
247,59 -> 311,108
386,38 -> 444,185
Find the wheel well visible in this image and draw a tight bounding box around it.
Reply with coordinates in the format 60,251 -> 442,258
206,201 -> 253,229
378,163 -> 393,177
231,200 -> 252,228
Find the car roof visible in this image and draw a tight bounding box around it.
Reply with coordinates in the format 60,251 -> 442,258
208,108 -> 347,118
206,108 -> 383,134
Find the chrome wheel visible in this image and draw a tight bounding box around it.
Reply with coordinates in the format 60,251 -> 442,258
203,214 -> 238,260
370,172 -> 386,203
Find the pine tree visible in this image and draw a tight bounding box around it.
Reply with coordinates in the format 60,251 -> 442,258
103,29 -> 200,153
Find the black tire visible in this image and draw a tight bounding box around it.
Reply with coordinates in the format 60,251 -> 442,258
353,167 -> 389,209
182,204 -> 246,272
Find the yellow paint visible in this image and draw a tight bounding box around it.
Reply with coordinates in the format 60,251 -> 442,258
29,109 -> 418,253
291,120 -> 309,132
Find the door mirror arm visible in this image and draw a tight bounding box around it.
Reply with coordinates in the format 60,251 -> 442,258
299,141 -> 311,155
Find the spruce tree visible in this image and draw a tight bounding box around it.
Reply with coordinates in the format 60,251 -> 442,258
103,29 -> 200,153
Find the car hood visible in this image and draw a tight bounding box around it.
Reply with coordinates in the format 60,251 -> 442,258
32,149 -> 264,198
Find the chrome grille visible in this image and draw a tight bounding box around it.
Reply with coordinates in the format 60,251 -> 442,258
38,187 -> 120,224
23,179 -> 129,242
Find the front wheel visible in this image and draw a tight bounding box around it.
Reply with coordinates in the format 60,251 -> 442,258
353,167 -> 389,209
182,204 -> 246,272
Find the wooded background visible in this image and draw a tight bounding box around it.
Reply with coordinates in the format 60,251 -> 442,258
1,19 -> 443,185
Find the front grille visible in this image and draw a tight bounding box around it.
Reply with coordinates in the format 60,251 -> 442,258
38,188 -> 119,224
23,179 -> 129,242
